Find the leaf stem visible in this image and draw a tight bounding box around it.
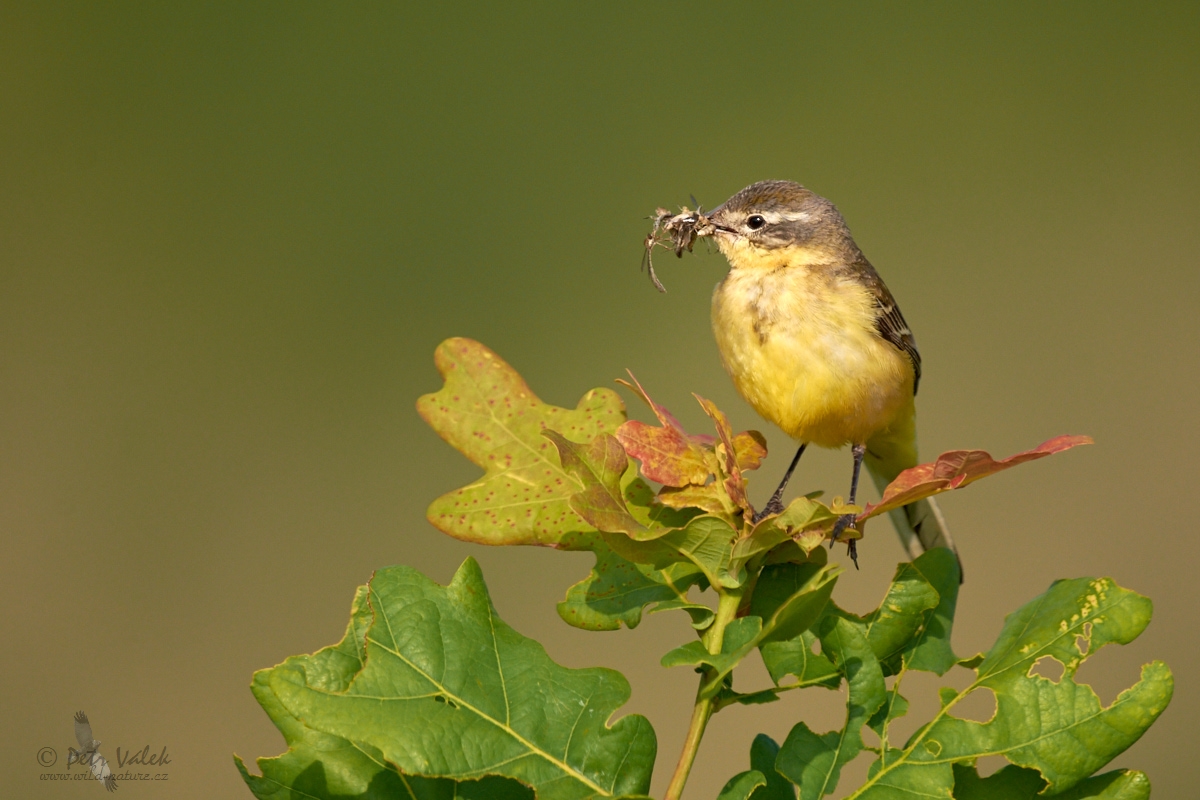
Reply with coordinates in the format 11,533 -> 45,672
711,675 -> 836,710
665,588 -> 742,800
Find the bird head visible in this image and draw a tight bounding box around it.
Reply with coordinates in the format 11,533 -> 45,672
705,180 -> 860,271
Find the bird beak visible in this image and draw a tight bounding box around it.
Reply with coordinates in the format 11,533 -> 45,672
705,208 -> 737,238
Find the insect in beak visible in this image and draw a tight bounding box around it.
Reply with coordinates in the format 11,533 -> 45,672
640,204 -> 724,292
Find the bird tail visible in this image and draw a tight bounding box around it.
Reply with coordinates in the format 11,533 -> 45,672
864,404 -> 962,579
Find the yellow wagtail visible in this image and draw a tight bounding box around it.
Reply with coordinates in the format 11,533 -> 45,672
668,180 -> 958,569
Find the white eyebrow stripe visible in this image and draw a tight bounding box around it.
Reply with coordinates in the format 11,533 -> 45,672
758,210 -> 813,224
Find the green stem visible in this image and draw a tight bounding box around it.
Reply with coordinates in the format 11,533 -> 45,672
663,690 -> 714,800
664,589 -> 742,800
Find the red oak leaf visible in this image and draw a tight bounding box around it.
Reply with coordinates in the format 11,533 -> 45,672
860,435 -> 1094,521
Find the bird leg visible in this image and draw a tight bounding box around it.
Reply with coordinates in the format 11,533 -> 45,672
752,443 -> 807,523
830,443 -> 866,568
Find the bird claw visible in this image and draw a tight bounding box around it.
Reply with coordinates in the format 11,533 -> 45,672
829,512 -> 857,542
752,496 -> 786,524
828,514 -> 861,569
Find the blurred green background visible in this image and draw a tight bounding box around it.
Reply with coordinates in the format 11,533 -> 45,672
2,3 -> 1196,798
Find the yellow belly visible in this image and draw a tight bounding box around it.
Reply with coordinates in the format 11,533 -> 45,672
711,266 -> 914,448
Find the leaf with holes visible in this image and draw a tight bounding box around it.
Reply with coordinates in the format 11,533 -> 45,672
244,559 -> 656,800
418,338 -> 626,547
950,763 -> 1150,799
836,577 -> 1171,799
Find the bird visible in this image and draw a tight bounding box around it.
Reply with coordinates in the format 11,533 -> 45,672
67,711 -> 117,792
700,180 -> 958,571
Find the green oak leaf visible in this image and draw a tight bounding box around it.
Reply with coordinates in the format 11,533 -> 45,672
756,565 -> 842,645
749,734 -> 796,800
777,617 -> 887,800
717,770 -> 768,800
717,734 -> 798,800
603,513 -> 740,588
663,514 -> 740,586
713,688 -> 784,709
756,549 -> 957,692
661,616 -> 761,673
662,563 -> 840,698
578,513 -> 736,593
950,764 -> 1150,799
246,559 -> 656,800
417,339 -> 703,633
842,577 -> 1171,799
557,538 -> 708,631
896,547 -> 960,675
856,759 -> 952,798
752,558 -> 840,690
758,630 -> 841,691
647,595 -> 717,630
847,547 -> 959,676
622,475 -> 703,533
867,690 -> 908,739
855,558 -> 939,674
727,498 -> 839,582
418,338 -> 626,547
235,586 -> 533,800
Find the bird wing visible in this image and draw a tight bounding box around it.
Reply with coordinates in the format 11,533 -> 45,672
88,750 -> 116,792
855,260 -> 961,579
875,299 -> 921,394
74,711 -> 93,749
855,259 -> 922,394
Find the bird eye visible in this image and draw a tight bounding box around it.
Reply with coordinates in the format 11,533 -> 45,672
746,215 -> 766,230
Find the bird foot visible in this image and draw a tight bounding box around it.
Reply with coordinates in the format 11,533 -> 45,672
752,496 -> 786,524
829,514 -> 861,569
829,513 -> 856,542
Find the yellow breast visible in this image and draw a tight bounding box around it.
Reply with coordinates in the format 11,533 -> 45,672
710,262 -> 914,448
